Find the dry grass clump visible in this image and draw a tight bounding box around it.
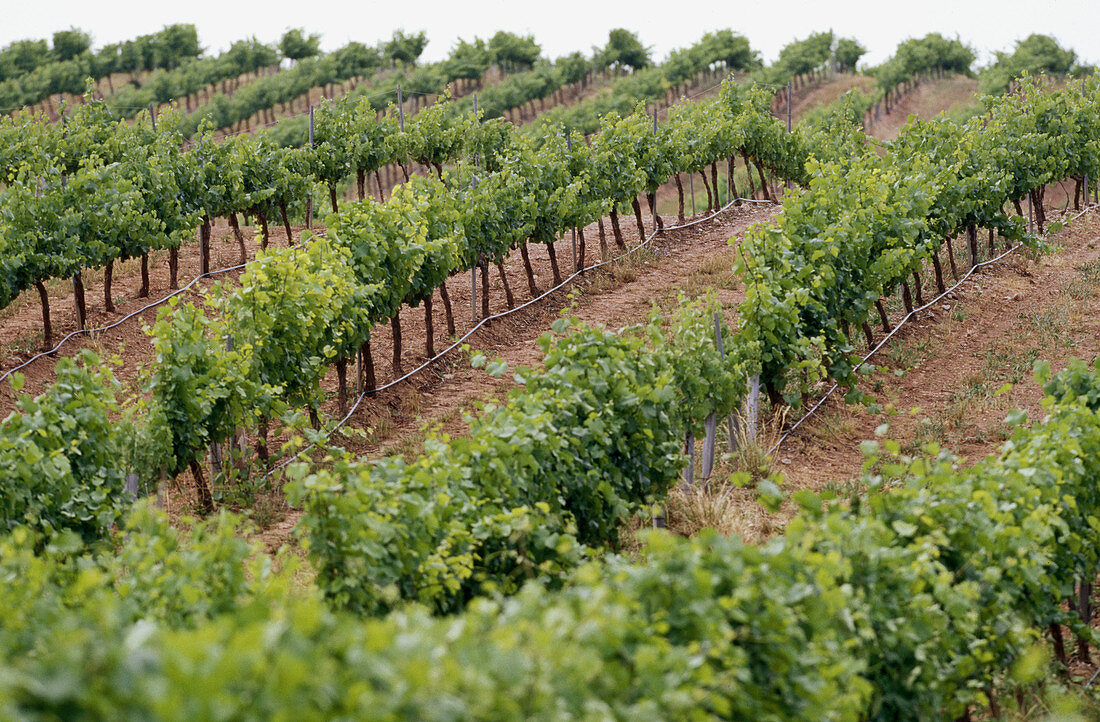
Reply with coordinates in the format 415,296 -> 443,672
661,407 -> 789,544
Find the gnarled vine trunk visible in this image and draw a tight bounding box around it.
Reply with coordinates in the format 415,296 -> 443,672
104,260 -> 114,312
423,296 -> 434,357
279,204 -> 293,245
698,170 -> 713,213
945,236 -> 959,280
479,260 -> 490,322
438,279 -> 455,335
875,299 -> 891,333
228,212 -> 247,265
931,249 -> 946,294
374,169 -> 385,202
609,207 -> 626,248
257,210 -> 270,250
967,224 -> 978,268
711,162 -> 720,207
546,242 -> 562,285
140,253 -> 150,297
518,241 -> 539,296
72,272 -> 87,329
336,358 -> 348,415
169,248 -> 179,289
390,315 -> 403,376
727,156 -> 739,203
674,174 -> 686,222
631,196 -> 646,239
755,160 -> 771,201
36,281 -> 52,350
359,338 -> 376,392
901,280 -> 914,315
495,260 -> 515,308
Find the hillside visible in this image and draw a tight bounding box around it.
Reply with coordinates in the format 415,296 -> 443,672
2,23 -> 1100,721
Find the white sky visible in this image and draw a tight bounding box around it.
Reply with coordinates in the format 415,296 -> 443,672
1,0 -> 1096,69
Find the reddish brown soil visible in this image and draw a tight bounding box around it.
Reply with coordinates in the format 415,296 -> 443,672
869,75 -> 980,140
0,220 -> 293,405
788,73 -> 876,124
775,207 -> 1100,495
214,202 -> 770,539
301,201 -> 774,459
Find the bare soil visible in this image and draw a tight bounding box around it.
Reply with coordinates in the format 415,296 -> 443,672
775,207 -> 1099,483
870,75 -> 981,140
788,73 -> 876,124
0,220 -> 293,405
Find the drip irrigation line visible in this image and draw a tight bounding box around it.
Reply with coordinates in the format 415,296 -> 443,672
262,195 -> 780,480
1,123 -> 781,383
767,203 -> 1099,457
0,234 -> 323,384
4,76 -> 758,358
0,269 -> 240,383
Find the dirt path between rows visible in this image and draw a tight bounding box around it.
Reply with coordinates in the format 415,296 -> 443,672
869,75 -> 980,140
10,198 -> 776,531
233,202 -> 778,549
330,202 -> 777,458
788,74 -> 875,124
763,209 -> 1100,509
241,201 -> 779,549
